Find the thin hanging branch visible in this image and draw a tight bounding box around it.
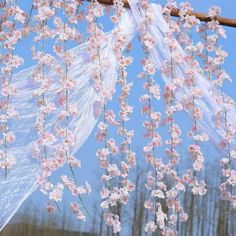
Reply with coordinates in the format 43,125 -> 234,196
86,0 -> 236,28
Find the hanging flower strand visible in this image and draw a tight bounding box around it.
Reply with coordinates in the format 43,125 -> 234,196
63,0 -> 84,205
202,6 -> 236,209
31,0 -> 60,207
0,0 -> 24,177
86,1 -> 122,232
173,2 -> 207,197
54,0 -> 91,220
101,2 -> 136,233
137,1 -> 186,234
157,2 -> 188,234
137,2 -> 165,233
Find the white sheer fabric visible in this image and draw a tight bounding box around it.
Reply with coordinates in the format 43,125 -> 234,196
0,0 -> 236,231
0,10 -> 136,231
128,0 -> 236,149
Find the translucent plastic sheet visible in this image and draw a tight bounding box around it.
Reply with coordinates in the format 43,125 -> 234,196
0,10 -> 136,231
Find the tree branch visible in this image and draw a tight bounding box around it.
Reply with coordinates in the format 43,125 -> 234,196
89,0 -> 236,28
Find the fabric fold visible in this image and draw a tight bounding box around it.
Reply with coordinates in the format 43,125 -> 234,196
0,9 -> 136,231
128,0 -> 236,150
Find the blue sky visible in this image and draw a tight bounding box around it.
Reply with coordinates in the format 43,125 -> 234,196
8,0 -> 236,231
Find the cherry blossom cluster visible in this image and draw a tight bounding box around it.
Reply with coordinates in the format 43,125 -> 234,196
0,0 -> 25,175
86,1 -> 124,232
31,0 -> 58,204
175,2 -> 208,197
103,16 -> 137,235
92,1 -> 137,232
53,0 -> 90,218
161,5 -> 194,234
31,0 -> 91,217
200,6 -> 236,209
136,2 -> 187,234
138,7 -> 167,235
138,3 -> 165,234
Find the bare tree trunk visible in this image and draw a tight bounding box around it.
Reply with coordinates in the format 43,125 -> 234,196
99,210 -> 104,236
132,165 -> 140,236
189,193 -> 194,236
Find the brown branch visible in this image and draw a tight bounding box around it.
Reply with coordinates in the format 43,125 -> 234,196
93,0 -> 236,28
170,7 -> 236,28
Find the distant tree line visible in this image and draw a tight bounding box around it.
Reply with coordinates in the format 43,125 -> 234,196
1,160 -> 236,236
